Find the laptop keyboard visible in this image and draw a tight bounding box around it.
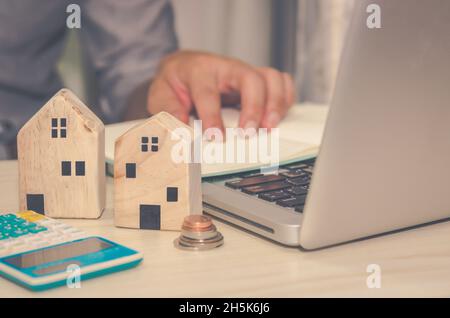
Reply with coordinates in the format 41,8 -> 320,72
224,158 -> 316,213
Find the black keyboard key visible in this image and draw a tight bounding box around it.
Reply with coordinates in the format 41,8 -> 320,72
276,195 -> 307,207
224,178 -> 243,188
259,190 -> 291,202
286,163 -> 308,170
294,205 -> 305,213
287,186 -> 308,196
280,170 -> 309,179
225,174 -> 285,189
286,176 -> 310,186
242,181 -> 290,195
303,158 -> 316,166
303,166 -> 314,174
241,172 -> 263,178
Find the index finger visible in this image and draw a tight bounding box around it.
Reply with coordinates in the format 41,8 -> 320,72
228,64 -> 267,130
189,74 -> 225,134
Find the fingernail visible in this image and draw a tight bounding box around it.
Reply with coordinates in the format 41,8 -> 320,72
240,120 -> 257,138
204,130 -> 212,141
244,120 -> 258,130
265,112 -> 280,128
204,127 -> 224,141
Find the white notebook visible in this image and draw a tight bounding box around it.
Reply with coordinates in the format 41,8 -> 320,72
105,103 -> 329,177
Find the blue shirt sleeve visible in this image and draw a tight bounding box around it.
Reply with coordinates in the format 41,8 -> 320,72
80,0 -> 178,123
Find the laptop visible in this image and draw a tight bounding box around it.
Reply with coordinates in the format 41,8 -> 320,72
202,0 -> 450,249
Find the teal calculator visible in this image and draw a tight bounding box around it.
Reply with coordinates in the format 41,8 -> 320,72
0,211 -> 143,291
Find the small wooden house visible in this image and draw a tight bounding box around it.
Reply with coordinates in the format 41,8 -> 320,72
114,112 -> 202,231
17,89 -> 106,218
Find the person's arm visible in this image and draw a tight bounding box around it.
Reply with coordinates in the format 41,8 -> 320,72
80,0 -> 177,123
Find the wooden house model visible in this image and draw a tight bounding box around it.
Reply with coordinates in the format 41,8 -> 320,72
17,89 -> 106,218
114,112 -> 202,231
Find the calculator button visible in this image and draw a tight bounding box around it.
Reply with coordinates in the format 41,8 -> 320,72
60,227 -> 78,234
58,225 -> 74,232
13,228 -> 29,235
9,232 -> 20,238
29,226 -> 47,234
0,212 -> 89,259
67,231 -> 86,239
23,234 -> 38,242
39,231 -> 57,238
50,237 -> 71,245
13,218 -> 26,224
37,220 -> 58,227
17,211 -> 45,222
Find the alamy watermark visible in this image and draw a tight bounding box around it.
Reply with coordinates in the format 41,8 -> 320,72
170,120 -> 280,171
366,263 -> 381,289
66,263 -> 81,289
65,3 -> 381,31
366,3 -> 381,29
66,4 -> 81,29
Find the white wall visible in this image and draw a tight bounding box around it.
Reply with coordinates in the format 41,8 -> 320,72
172,0 -> 272,67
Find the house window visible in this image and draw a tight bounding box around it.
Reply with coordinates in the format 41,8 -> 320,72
61,161 -> 71,176
61,161 -> 86,176
141,137 -> 149,152
51,119 -> 58,138
167,187 -> 178,202
52,118 -> 67,138
142,136 -> 158,152
126,163 -> 136,178
76,161 -> 85,176
151,136 -> 158,152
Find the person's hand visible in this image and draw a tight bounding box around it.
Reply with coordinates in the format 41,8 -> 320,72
147,50 -> 295,132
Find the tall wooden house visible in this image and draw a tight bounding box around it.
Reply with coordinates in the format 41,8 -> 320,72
114,112 -> 202,231
17,89 -> 106,218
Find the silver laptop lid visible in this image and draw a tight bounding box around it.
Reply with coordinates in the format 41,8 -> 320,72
300,0 -> 450,249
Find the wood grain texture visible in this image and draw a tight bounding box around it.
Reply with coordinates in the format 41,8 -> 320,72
0,161 -> 450,297
17,89 -> 105,219
114,112 -> 202,231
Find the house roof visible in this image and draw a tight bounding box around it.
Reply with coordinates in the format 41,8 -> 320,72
19,88 -> 103,134
118,111 -> 193,143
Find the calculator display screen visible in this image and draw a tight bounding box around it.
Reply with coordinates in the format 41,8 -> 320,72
3,237 -> 112,269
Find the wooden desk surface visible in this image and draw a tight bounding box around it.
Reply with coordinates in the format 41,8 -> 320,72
0,160 -> 449,297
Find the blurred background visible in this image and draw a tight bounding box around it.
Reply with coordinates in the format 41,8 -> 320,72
0,0 -> 355,159
59,0 -> 355,107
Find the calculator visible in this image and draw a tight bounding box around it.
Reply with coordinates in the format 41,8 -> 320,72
0,211 -> 143,291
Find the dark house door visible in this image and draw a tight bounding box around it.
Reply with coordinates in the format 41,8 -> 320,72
139,205 -> 161,230
26,194 -> 45,215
